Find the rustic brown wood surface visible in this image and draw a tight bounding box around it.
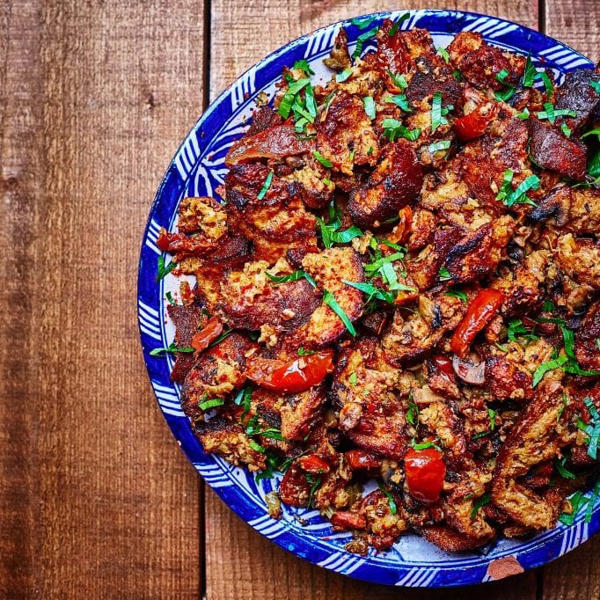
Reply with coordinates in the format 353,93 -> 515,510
1,1 -> 599,598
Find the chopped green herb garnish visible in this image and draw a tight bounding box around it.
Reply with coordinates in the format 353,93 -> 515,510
388,70 -> 408,89
149,343 -> 195,357
437,46 -> 450,63
495,342 -> 509,352
590,80 -> 600,94
208,328 -> 234,348
322,289 -> 356,336
382,118 -> 420,141
452,69 -> 463,81
488,408 -> 497,431
522,54 -> 537,87
581,128 -> 600,140
351,16 -> 376,30
428,140 -> 451,154
377,482 -> 398,514
516,107 -> 530,120
406,400 -> 419,426
496,170 -> 539,207
446,287 -> 468,302
349,372 -> 358,385
298,347 -> 315,356
342,280 -> 395,305
293,59 -> 314,75
306,473 -> 322,508
249,439 -> 266,453
278,78 -> 311,118
265,269 -> 307,284
495,69 -> 510,84
470,494 -> 491,519
411,439 -> 441,451
561,122 -> 572,138
199,398 -> 225,411
157,255 -> 177,281
386,93 -> 413,112
317,217 -> 362,248
431,92 -> 445,132
532,354 -> 568,387
559,490 -> 589,526
257,171 -> 274,200
352,27 -> 378,59
555,456 -> 576,480
438,267 -> 452,281
363,96 -> 376,119
539,71 -> 554,94
313,150 -> 333,168
507,318 -> 539,342
336,68 -> 353,83
165,291 -> 176,306
536,103 -> 577,123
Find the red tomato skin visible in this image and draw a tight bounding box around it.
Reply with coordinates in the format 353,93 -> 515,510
432,354 -> 454,376
450,289 -> 504,357
454,107 -> 494,141
345,449 -> 379,470
246,351 -> 334,394
298,454 -> 331,474
191,317 -> 223,352
404,447 -> 446,504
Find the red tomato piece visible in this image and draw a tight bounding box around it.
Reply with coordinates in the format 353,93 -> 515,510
246,351 -> 334,394
432,354 -> 454,377
298,454 -> 331,474
345,449 -> 380,470
404,447 -> 446,504
450,289 -> 504,357
454,106 -> 495,141
191,317 -> 223,353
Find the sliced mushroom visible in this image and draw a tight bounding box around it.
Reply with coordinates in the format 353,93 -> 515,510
452,355 -> 485,385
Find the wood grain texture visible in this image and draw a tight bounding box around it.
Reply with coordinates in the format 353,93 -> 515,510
205,2 -> 538,599
0,1 -> 205,597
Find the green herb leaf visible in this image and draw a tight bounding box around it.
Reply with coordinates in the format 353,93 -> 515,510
590,80 -> 600,94
470,494 -> 491,519
522,54 -> 537,87
539,71 -> 554,94
336,68 -> 353,83
388,70 -> 408,89
386,93 -> 413,112
199,398 -> 225,411
507,319 -> 539,342
495,69 -> 510,84
165,291 -> 176,306
431,92 -> 445,132
342,280 -> 395,305
516,107 -> 530,120
313,150 -> 333,168
497,171 -> 540,207
437,46 -> 450,63
555,456 -> 576,480
428,140 -> 451,154
306,473 -> 322,508
351,16 -> 376,30
257,171 -> 274,200
532,354 -> 568,387
363,96 -> 376,119
377,482 -> 398,514
446,287 -> 468,302
559,491 -> 589,526
352,27 -> 378,59
411,439 -> 441,451
249,439 -> 265,453
382,118 -> 420,141
265,269 -> 307,284
438,267 -> 452,281
297,347 -> 316,356
349,372 -> 358,385
157,255 -> 177,281
561,122 -> 572,138
149,343 -> 195,357
293,59 -> 314,75
488,408 -> 497,431
278,78 -> 311,118
406,400 -> 419,426
322,289 -> 356,336
536,104 -> 577,123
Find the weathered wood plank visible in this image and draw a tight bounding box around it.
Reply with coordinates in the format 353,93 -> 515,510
0,1 -> 206,597
205,1 -> 538,598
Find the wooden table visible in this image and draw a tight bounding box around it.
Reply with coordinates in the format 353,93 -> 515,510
2,0 -> 599,597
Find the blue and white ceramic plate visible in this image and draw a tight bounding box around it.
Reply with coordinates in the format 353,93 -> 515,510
138,9 -> 599,587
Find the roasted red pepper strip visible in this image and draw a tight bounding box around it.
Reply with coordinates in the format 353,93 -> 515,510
454,106 -> 495,141
450,289 -> 504,357
191,317 -> 223,353
404,447 -> 446,504
246,351 -> 334,394
345,449 -> 380,470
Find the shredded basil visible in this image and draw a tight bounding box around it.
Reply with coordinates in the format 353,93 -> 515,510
297,347 -> 315,356
157,255 -> 177,281
406,400 -> 419,426
363,96 -> 376,119
306,473 -> 322,508
342,280 -> 396,305
561,122 -> 572,138
555,456 -> 576,480
349,372 -> 358,385
507,319 -> 539,342
336,68 -> 353,83
352,27 -> 378,59
470,494 -> 491,519
313,150 -> 333,168
265,269 -> 307,284
446,287 -> 468,302
351,16 -> 376,30
590,80 -> 600,94
437,46 -> 450,63
386,93 -> 412,112
150,343 -> 194,357
257,171 -> 274,200
536,103 -> 577,123
382,118 -> 420,141
293,59 -> 314,75
165,291 -> 176,306
322,289 -> 356,336
199,398 -> 225,411
377,482 -> 398,514
411,439 -> 441,451
388,70 -> 408,89
428,140 -> 451,154
517,107 -> 530,120
278,78 -> 310,118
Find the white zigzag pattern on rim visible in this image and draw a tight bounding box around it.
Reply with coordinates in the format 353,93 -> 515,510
559,521 -> 589,556
395,567 -> 439,587
193,462 -> 232,488
317,552 -> 366,575
150,380 -> 185,417
145,218 -> 162,255
230,68 -> 257,111
174,131 -> 201,180
248,514 -> 288,539
139,299 -> 162,341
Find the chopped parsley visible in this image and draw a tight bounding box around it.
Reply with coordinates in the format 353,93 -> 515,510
507,319 -> 539,342
382,118 -> 421,141
446,287 -> 468,302
149,343 -> 194,357
363,96 -> 376,119
532,353 -> 568,387
536,103 -> 577,123
199,397 -> 225,411
336,68 -> 353,83
157,255 -> 177,281
377,482 -> 398,514
431,92 -> 453,132
317,209 -> 363,248
165,291 -> 176,306
496,170 -> 539,207
386,93 -> 413,112
437,46 -> 450,63
313,150 -> 333,168
470,494 -> 491,519
257,171 -> 274,200
388,70 -> 408,89
322,289 -> 356,336
488,408 -> 497,431
297,347 -> 316,356
278,78 -> 311,119
352,27 -> 378,59
292,59 -> 314,75
428,140 -> 451,155
351,16 -> 376,30
554,456 -> 576,480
